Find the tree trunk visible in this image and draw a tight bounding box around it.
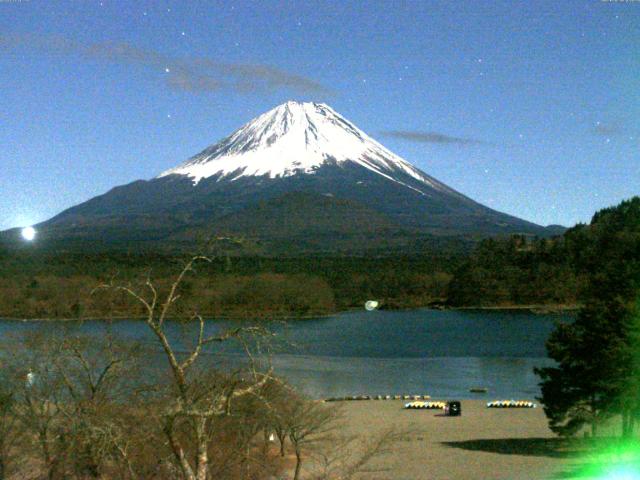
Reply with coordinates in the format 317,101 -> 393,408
165,422 -> 197,480
622,410 -> 631,438
277,430 -> 286,457
293,448 -> 302,480
626,409 -> 638,438
262,429 -> 271,457
195,418 -> 209,480
40,428 -> 57,480
243,442 -> 250,480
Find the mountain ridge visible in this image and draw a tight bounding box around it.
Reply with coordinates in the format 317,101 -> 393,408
2,101 -> 562,253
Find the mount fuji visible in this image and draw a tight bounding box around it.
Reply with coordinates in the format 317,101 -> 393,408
5,101 -> 560,253
158,101 -> 456,196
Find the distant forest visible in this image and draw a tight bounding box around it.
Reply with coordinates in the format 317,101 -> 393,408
0,197 -> 637,320
448,196 -> 640,309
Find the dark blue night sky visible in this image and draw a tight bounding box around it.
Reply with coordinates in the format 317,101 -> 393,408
1,0 -> 638,230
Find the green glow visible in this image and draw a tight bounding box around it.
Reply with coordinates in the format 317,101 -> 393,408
564,440 -> 640,479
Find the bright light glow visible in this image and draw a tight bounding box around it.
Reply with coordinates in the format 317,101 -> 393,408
21,226 -> 36,241
574,441 -> 640,480
365,300 -> 379,311
601,465 -> 640,479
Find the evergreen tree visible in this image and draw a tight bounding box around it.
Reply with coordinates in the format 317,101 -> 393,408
614,296 -> 640,437
536,197 -> 640,437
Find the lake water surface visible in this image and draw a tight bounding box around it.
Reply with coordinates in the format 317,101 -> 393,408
0,309 -> 568,400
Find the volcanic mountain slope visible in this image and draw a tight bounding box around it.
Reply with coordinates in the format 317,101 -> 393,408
4,101 -> 559,253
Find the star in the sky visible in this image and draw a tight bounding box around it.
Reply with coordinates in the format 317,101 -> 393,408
165,67 -> 170,73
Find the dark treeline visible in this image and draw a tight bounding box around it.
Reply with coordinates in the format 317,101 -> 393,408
446,232 -> 586,308
0,249 -> 465,319
446,199 -> 640,308
2,197 -> 638,319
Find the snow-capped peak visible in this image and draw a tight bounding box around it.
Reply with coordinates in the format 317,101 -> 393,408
158,101 -> 447,193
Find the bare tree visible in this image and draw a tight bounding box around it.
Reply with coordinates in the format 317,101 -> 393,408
284,397 -> 339,480
311,427 -> 407,480
96,256 -> 276,480
0,373 -> 20,480
262,378 -> 296,458
0,255 -> 407,480
8,333 -> 69,480
54,335 -> 143,478
0,330 -> 145,480
267,390 -> 407,480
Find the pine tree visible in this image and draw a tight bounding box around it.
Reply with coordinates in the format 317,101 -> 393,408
536,197 -> 640,437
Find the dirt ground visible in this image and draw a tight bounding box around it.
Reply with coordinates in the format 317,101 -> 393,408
334,399 -> 578,480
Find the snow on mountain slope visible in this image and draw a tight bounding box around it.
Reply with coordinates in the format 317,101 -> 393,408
158,101 -> 456,196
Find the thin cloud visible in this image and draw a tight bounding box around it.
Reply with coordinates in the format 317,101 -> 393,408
592,122 -> 623,136
380,130 -> 487,146
0,33 -> 331,95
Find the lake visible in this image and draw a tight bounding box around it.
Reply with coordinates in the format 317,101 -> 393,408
0,309 -> 568,400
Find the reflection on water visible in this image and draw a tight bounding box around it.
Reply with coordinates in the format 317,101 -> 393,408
0,308 -> 568,399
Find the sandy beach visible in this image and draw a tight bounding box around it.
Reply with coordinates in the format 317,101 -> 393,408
335,399 -> 573,480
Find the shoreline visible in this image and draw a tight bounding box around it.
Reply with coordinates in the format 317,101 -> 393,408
0,312 -> 338,323
0,303 -> 578,322
449,304 -> 579,313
